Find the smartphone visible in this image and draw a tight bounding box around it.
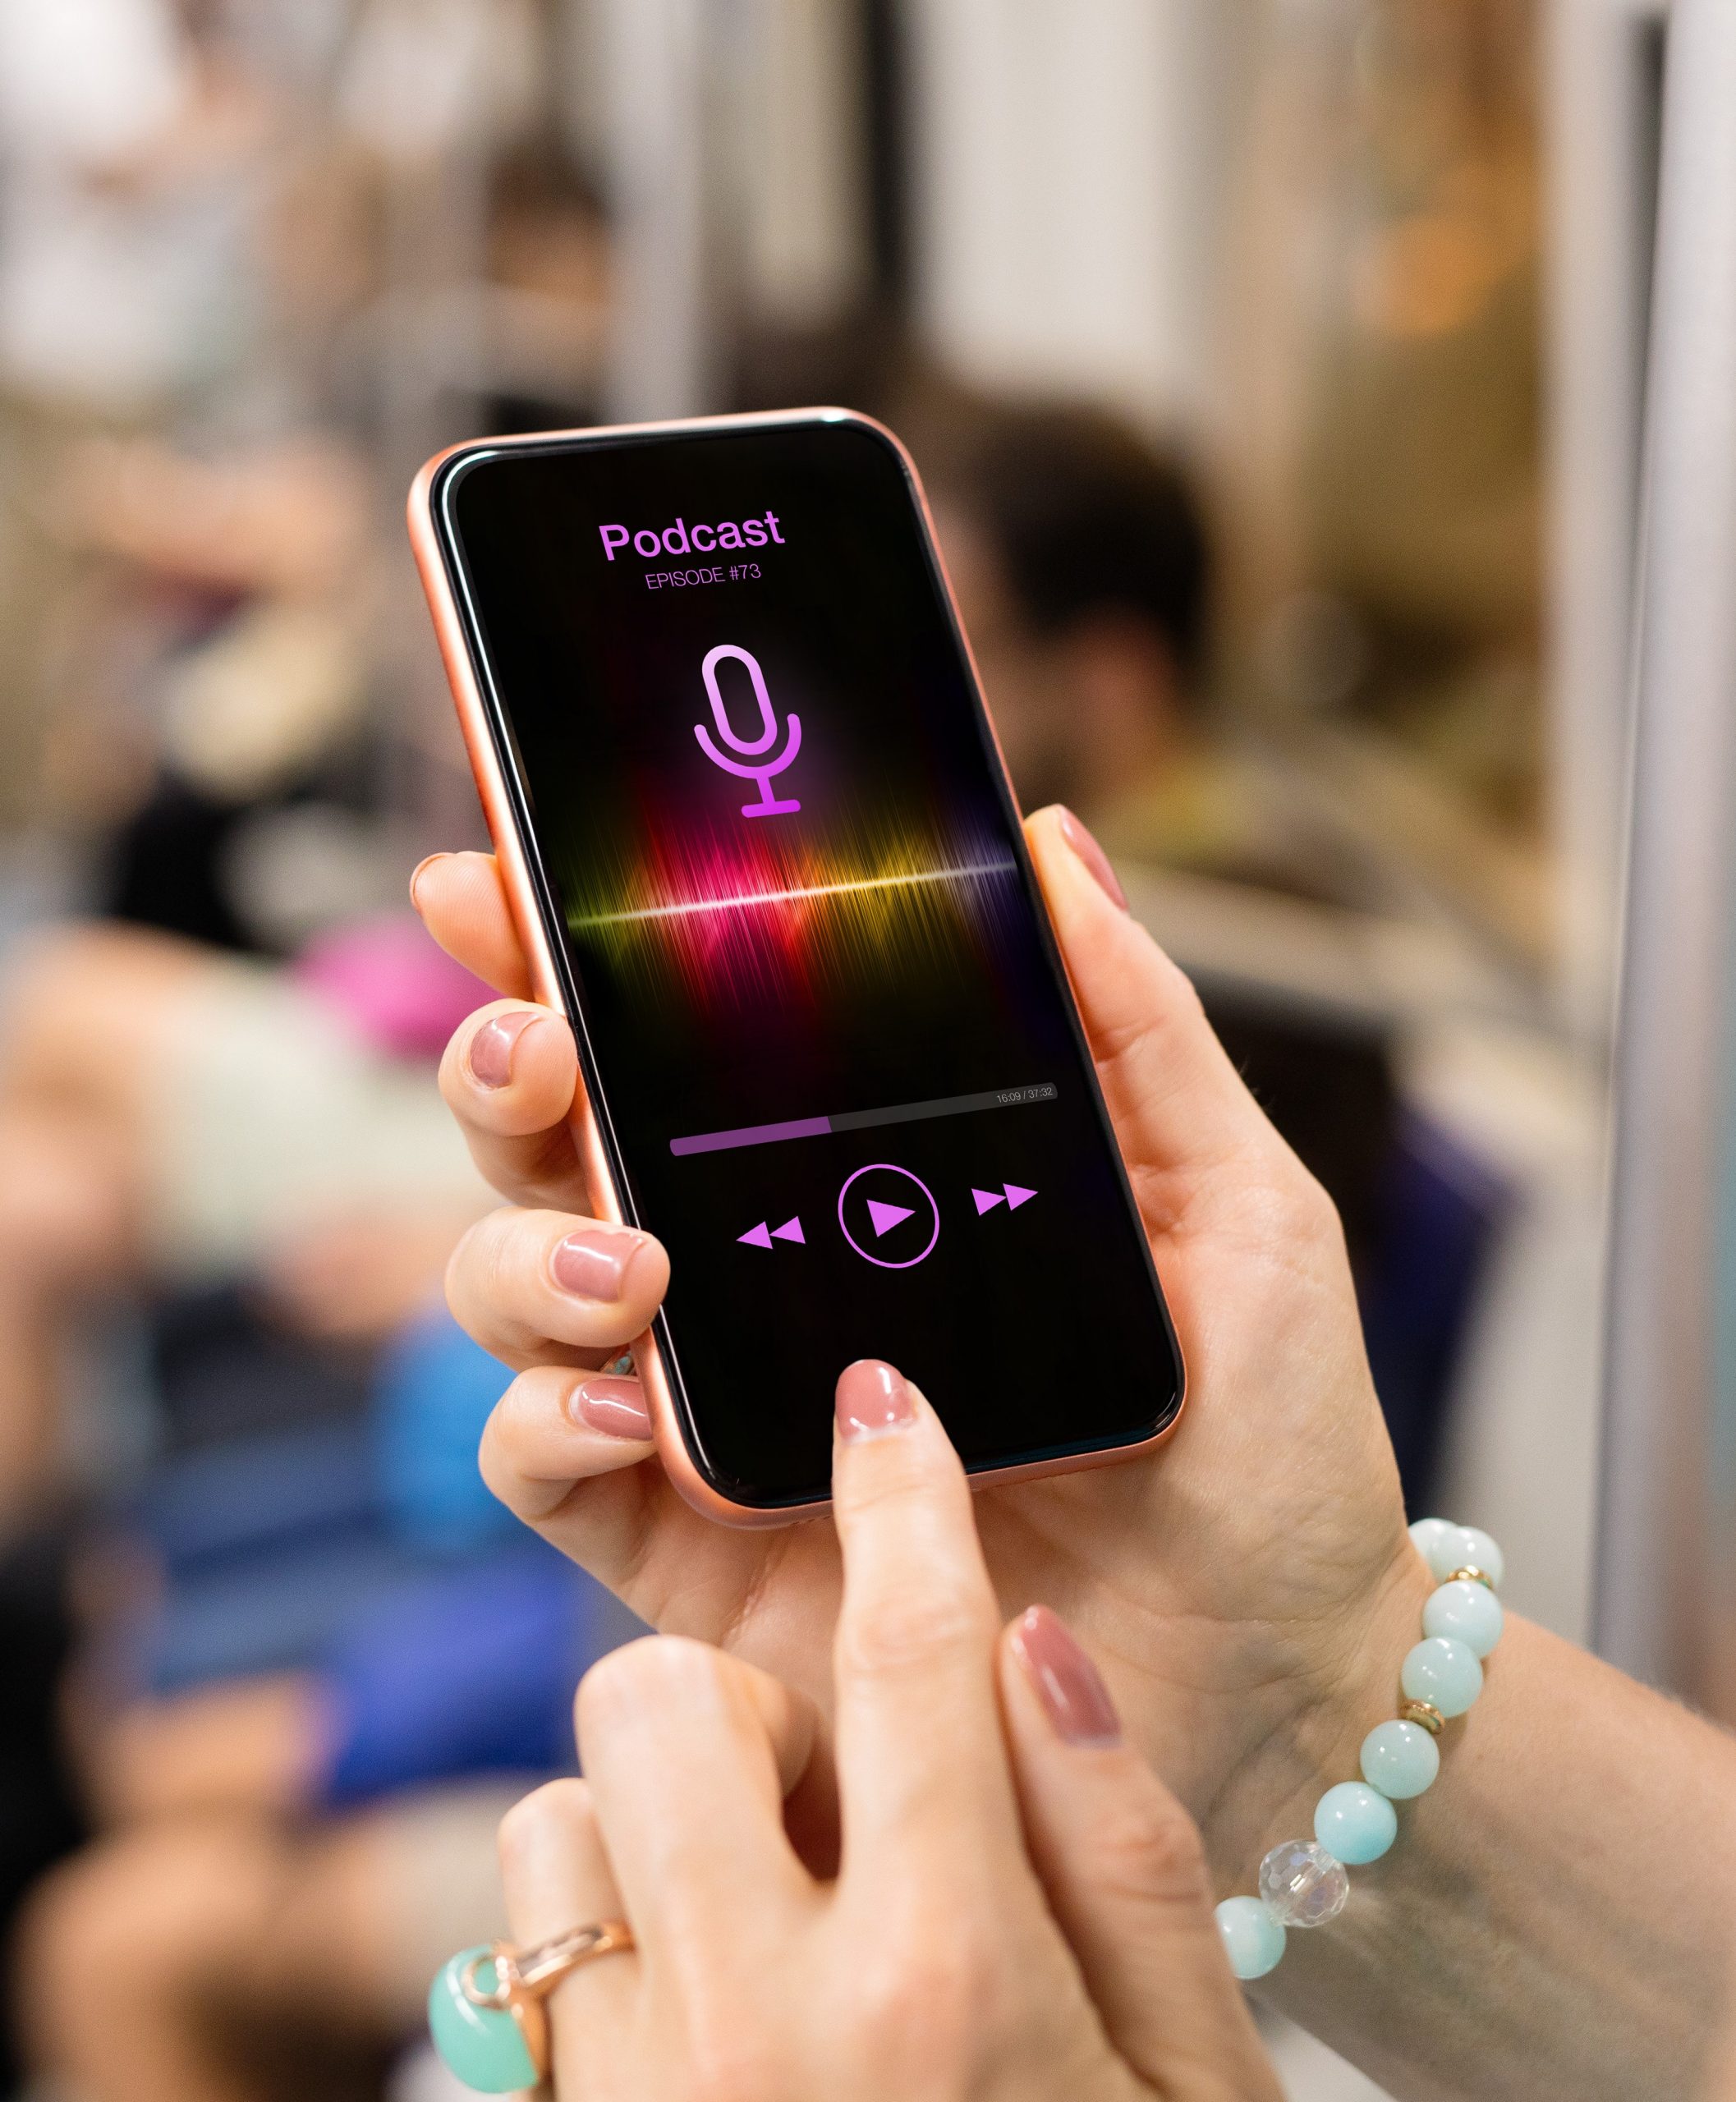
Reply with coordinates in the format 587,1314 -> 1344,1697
411,410 -> 1184,1523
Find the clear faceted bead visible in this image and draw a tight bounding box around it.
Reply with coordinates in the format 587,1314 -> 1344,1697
1258,1839 -> 1350,1928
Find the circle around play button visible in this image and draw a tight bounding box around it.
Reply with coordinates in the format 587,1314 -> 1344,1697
837,1162 -> 940,1269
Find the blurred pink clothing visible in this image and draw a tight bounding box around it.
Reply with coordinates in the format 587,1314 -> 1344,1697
294,914 -> 492,1062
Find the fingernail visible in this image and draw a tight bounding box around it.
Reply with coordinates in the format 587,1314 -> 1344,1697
469,1008 -> 543,1089
836,1358 -> 915,1443
551,1228 -> 643,1301
567,1375 -> 652,1441
1057,808 -> 1129,913
1011,1606 -> 1122,1746
409,852 -> 446,911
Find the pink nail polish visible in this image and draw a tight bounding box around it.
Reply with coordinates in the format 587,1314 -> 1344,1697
469,1009 -> 543,1090
550,1228 -> 641,1301
1011,1606 -> 1123,1746
568,1376 -> 652,1440
835,1359 -> 915,1443
1057,808 -> 1130,913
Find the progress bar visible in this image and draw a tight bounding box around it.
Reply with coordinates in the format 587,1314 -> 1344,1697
669,1081 -> 1058,1158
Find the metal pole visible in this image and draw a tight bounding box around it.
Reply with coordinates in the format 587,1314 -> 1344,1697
1596,0 -> 1736,1700
1541,0 -> 1664,1044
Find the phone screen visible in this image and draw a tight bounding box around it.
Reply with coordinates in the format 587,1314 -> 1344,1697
437,415 -> 1181,1507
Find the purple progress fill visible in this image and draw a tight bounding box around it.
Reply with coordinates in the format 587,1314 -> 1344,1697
671,1115 -> 831,1156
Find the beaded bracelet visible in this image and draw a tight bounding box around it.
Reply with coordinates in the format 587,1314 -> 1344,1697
1214,1517 -> 1504,1980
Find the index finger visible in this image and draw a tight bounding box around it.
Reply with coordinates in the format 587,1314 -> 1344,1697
829,1361 -> 1022,1896
411,850 -> 534,998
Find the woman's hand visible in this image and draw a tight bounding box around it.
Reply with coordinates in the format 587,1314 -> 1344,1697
413,808 -> 1428,1875
498,1361 -> 1282,2101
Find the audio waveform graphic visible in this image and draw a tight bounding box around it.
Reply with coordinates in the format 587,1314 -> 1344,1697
581,859 -> 1016,926
563,815 -> 1021,1009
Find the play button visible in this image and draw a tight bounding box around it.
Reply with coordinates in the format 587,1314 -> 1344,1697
837,1163 -> 940,1269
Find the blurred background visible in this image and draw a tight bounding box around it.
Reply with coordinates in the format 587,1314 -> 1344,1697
0,1 -> 1684,2095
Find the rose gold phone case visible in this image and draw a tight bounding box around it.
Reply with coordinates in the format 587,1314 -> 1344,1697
409,409 -> 1185,1527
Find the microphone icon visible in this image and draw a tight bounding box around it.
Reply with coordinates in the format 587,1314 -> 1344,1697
694,643 -> 801,818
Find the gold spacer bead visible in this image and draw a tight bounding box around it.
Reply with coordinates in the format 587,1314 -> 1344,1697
1398,1699 -> 1444,1736
1444,1566 -> 1495,1591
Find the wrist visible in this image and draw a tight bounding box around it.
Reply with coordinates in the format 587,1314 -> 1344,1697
1195,1539 -> 1437,1886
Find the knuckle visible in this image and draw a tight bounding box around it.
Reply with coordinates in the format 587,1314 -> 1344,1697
475,1374 -> 575,1517
834,1423 -> 934,1512
1156,949 -> 1210,1027
449,1208 -> 601,1347
445,1210 -> 513,1310
1229,1151 -> 1343,1258
838,1578 -> 996,1684
678,2029 -> 780,2102
847,1917 -> 1003,2084
443,1215 -> 486,1305
1261,1148 -> 1340,1239
1093,957 -> 1206,1072
474,1398 -> 519,1505
579,1633 -> 717,1728
1286,1160 -> 1343,1241
496,1778 -> 591,1880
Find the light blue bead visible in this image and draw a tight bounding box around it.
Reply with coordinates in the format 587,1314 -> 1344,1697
1423,1578 -> 1504,1659
1401,1636 -> 1483,1718
1215,1895 -> 1286,1980
1408,1517 -> 1454,1565
1360,1719 -> 1440,1799
1456,1526 -> 1504,1588
1314,1780 -> 1399,1864
1425,1523 -> 1504,1589
429,1948 -> 537,2094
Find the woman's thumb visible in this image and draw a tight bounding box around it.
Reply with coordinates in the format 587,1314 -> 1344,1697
1026,805 -> 1277,1184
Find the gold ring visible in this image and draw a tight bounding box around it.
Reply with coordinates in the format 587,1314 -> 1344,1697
462,1920 -> 635,2076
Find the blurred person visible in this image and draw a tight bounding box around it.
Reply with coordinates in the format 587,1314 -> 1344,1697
726,355 -> 1221,872
16,1301 -> 635,2102
923,397 -> 1378,906
21,1761 -> 519,2102
0,424 -> 452,1506
0,907 -> 501,2090
0,1526 -> 88,2096
475,139 -> 612,432
0,0 -> 266,416
0,909 -> 494,1517
39,432 -> 383,939
1218,0 -> 1550,964
928,403 -> 1211,845
0,913 -> 494,1517
0,0 -> 273,824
